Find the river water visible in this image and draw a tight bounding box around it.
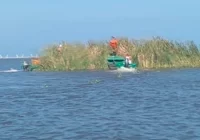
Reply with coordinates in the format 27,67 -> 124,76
0,59 -> 200,140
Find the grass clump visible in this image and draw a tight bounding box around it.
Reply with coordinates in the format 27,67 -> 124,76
39,41 -> 109,71
38,36 -> 200,71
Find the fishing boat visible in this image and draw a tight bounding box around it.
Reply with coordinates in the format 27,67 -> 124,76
107,54 -> 137,70
22,58 -> 40,71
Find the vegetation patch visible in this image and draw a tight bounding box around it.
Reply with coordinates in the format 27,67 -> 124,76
38,37 -> 200,71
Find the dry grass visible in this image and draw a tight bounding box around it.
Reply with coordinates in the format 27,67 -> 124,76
38,37 -> 200,71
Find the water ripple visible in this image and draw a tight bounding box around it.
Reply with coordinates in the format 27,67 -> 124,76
0,69 -> 200,139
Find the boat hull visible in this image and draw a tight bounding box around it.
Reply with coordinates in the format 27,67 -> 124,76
22,65 -> 40,71
108,63 -> 118,70
107,55 -> 137,70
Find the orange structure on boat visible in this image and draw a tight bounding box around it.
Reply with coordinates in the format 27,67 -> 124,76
31,58 -> 41,65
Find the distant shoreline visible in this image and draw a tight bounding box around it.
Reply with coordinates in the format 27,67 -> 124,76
0,57 -> 38,60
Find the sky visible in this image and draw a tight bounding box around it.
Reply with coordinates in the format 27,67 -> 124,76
0,0 -> 200,56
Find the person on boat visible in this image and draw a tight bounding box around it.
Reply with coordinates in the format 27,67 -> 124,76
57,43 -> 63,53
23,61 -> 28,66
109,36 -> 118,56
125,54 -> 132,67
23,61 -> 29,71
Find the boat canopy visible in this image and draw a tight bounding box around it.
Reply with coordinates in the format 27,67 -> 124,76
107,55 -> 125,62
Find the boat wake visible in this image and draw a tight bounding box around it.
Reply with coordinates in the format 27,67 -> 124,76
116,67 -> 138,73
0,68 -> 22,73
108,67 -> 138,73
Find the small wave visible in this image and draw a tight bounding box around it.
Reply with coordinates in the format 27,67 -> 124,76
0,68 -> 22,73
